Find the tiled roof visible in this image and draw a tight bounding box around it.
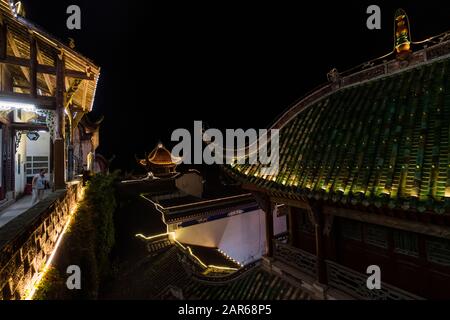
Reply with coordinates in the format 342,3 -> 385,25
226,56 -> 450,214
0,1 -> 100,111
182,267 -> 309,300
104,246 -> 310,300
143,193 -> 258,223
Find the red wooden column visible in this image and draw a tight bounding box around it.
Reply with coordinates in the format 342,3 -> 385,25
53,51 -> 66,190
252,192 -> 274,257
308,202 -> 327,284
287,205 -> 295,246
265,202 -> 274,257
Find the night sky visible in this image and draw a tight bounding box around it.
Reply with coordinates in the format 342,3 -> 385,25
21,0 -> 450,171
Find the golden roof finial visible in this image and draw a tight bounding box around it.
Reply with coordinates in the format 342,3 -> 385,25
394,8 -> 412,59
68,38 -> 76,49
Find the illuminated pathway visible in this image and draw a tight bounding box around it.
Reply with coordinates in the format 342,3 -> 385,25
0,191 -> 51,228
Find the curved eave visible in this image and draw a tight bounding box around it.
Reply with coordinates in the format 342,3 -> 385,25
223,165 -> 450,215
225,43 -> 450,215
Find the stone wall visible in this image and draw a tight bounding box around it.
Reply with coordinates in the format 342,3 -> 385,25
0,181 -> 82,300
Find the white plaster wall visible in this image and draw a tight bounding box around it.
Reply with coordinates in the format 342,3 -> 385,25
14,133 -> 27,195
25,132 -> 51,190
273,205 -> 288,236
26,131 -> 50,157
174,209 -> 287,265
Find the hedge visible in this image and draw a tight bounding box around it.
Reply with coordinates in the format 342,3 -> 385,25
33,172 -> 119,300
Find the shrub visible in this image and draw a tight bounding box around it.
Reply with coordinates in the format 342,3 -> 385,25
33,267 -> 65,300
85,172 -> 118,279
33,172 -> 119,300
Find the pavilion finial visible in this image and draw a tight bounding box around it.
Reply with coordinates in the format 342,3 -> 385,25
394,9 -> 412,59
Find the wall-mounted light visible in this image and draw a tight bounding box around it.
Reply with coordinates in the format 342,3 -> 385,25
0,100 -> 36,112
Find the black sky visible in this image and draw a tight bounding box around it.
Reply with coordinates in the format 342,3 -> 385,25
21,0 -> 450,171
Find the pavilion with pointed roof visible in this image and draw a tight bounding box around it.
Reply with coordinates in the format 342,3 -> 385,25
137,143 -> 181,177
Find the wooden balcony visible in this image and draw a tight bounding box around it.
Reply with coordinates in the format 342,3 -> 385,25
326,260 -> 423,300
273,239 -> 317,277
272,240 -> 423,300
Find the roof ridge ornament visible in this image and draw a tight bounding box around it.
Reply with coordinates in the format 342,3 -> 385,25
327,68 -> 340,83
9,1 -> 25,18
394,8 -> 412,60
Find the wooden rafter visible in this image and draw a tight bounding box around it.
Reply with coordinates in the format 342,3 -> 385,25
65,78 -> 82,110
36,42 -> 53,95
81,79 -> 88,110
65,77 -> 69,93
72,111 -> 85,135
65,78 -> 83,140
0,54 -> 94,79
6,26 -> 29,82
0,19 -> 6,60
29,35 -> 37,97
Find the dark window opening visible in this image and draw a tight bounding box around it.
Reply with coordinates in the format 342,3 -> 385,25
394,230 -> 419,257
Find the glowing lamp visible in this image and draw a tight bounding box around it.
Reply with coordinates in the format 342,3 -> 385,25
445,187 -> 450,198
0,100 -> 35,112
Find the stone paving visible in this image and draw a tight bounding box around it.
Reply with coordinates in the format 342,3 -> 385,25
0,191 -> 51,228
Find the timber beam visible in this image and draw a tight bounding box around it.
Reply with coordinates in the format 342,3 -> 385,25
11,122 -> 48,131
0,91 -> 55,109
324,205 -> 450,240
29,35 -> 37,98
252,191 -> 275,257
0,55 -> 95,80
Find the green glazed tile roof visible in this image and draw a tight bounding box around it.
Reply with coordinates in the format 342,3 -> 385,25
182,267 -> 310,300
226,57 -> 450,214
103,246 -> 309,299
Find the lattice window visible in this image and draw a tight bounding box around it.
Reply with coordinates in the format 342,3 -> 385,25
426,237 -> 450,266
365,225 -> 388,248
340,219 -> 362,241
393,231 -> 419,257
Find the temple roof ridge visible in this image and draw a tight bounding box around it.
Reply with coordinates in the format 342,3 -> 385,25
271,28 -> 450,130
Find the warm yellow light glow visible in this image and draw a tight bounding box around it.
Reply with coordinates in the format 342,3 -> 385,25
0,100 -> 35,112
445,187 -> 450,198
25,186 -> 85,300
208,265 -> 240,271
218,248 -> 243,267
135,232 -> 175,241
172,239 -> 238,272
136,231 -> 241,272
